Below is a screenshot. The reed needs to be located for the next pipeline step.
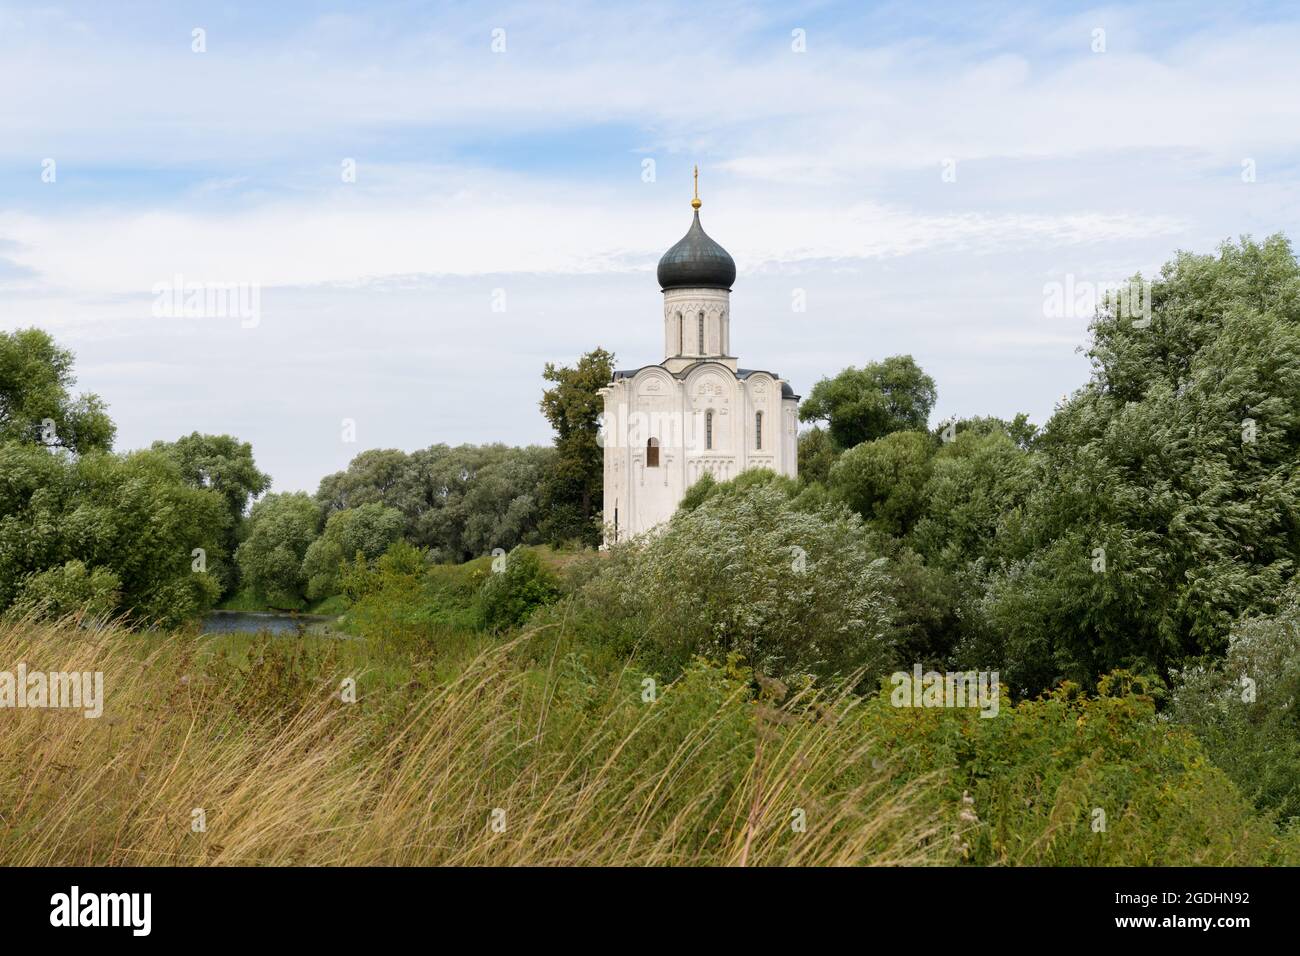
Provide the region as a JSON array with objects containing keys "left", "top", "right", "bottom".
[{"left": 0, "top": 613, "right": 949, "bottom": 867}]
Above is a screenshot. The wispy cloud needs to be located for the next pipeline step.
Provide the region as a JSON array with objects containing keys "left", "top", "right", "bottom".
[{"left": 1, "top": 0, "right": 1297, "bottom": 491}]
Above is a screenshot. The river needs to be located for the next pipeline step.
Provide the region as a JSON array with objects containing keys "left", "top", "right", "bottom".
[{"left": 201, "top": 611, "right": 338, "bottom": 635}]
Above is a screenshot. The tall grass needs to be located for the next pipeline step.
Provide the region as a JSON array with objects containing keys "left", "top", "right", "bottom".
[{"left": 0, "top": 613, "right": 950, "bottom": 866}]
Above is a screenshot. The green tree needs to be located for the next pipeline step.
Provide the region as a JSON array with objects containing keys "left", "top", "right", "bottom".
[
  {"left": 984, "top": 235, "right": 1300, "bottom": 694},
  {"left": 316, "top": 444, "right": 553, "bottom": 562},
  {"left": 152, "top": 432, "right": 271, "bottom": 594},
  {"left": 0, "top": 327, "right": 114, "bottom": 453},
  {"left": 538, "top": 348, "right": 614, "bottom": 546},
  {"left": 828, "top": 430, "right": 934, "bottom": 536},
  {"left": 316, "top": 448, "right": 413, "bottom": 517},
  {"left": 0, "top": 332, "right": 228, "bottom": 625},
  {"left": 302, "top": 502, "right": 405, "bottom": 600},
  {"left": 797, "top": 425, "right": 836, "bottom": 486},
  {"left": 235, "top": 492, "right": 321, "bottom": 608},
  {"left": 909, "top": 422, "right": 1036, "bottom": 571},
  {"left": 413, "top": 444, "right": 552, "bottom": 561},
  {"left": 799, "top": 356, "right": 936, "bottom": 450},
  {"left": 0, "top": 443, "right": 225, "bottom": 625}
]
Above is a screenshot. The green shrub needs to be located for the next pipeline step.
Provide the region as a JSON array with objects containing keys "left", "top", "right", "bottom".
[
  {"left": 908, "top": 425, "right": 1035, "bottom": 572},
  {"left": 1170, "top": 584, "right": 1300, "bottom": 825},
  {"left": 339, "top": 542, "right": 485, "bottom": 650},
  {"left": 477, "top": 546, "right": 562, "bottom": 632},
  {"left": 556, "top": 481, "right": 898, "bottom": 685},
  {"left": 864, "top": 671, "right": 1297, "bottom": 865},
  {"left": 677, "top": 471, "right": 717, "bottom": 512},
  {"left": 828, "top": 430, "right": 934, "bottom": 536},
  {"left": 9, "top": 560, "right": 120, "bottom": 621}
]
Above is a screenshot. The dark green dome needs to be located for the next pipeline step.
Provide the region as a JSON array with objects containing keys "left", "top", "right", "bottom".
[{"left": 657, "top": 210, "right": 736, "bottom": 291}]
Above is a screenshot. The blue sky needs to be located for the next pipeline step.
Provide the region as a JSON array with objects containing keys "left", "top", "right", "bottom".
[{"left": 3, "top": 0, "right": 1300, "bottom": 491}]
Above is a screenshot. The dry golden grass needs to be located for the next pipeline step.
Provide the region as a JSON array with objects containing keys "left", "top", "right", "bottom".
[{"left": 0, "top": 613, "right": 952, "bottom": 866}]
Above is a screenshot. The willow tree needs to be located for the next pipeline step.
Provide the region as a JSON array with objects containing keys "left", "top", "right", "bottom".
[{"left": 982, "top": 235, "right": 1300, "bottom": 695}]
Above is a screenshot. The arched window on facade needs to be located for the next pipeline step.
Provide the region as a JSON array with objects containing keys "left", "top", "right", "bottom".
[
  {"left": 755, "top": 411, "right": 763, "bottom": 450},
  {"left": 698, "top": 312, "right": 705, "bottom": 354},
  {"left": 705, "top": 410, "right": 714, "bottom": 450},
  {"left": 676, "top": 312, "right": 683, "bottom": 354},
  {"left": 646, "top": 437, "right": 660, "bottom": 468}
]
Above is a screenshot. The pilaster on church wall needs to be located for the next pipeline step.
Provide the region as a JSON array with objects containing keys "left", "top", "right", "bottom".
[{"left": 784, "top": 400, "right": 799, "bottom": 478}]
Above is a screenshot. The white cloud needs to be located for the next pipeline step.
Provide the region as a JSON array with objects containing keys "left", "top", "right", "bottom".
[{"left": 2, "top": 0, "right": 1297, "bottom": 492}]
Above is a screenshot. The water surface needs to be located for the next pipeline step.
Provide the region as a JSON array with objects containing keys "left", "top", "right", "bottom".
[{"left": 202, "top": 611, "right": 326, "bottom": 635}]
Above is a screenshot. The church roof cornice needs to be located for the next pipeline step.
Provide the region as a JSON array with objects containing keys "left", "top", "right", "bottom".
[{"left": 610, "top": 361, "right": 798, "bottom": 400}]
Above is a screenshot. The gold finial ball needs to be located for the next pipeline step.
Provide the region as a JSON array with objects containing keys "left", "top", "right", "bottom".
[{"left": 691, "top": 197, "right": 702, "bottom": 209}]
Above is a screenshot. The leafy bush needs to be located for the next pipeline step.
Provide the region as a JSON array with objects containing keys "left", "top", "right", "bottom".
[
  {"left": 909, "top": 424, "right": 1035, "bottom": 571},
  {"left": 558, "top": 480, "right": 898, "bottom": 685},
  {"left": 9, "top": 560, "right": 121, "bottom": 621},
  {"left": 865, "top": 671, "right": 1297, "bottom": 865},
  {"left": 829, "top": 430, "right": 934, "bottom": 536},
  {"left": 677, "top": 471, "right": 717, "bottom": 512},
  {"left": 477, "top": 545, "right": 562, "bottom": 632},
  {"left": 1170, "top": 583, "right": 1300, "bottom": 824},
  {"left": 339, "top": 542, "right": 485, "bottom": 649}
]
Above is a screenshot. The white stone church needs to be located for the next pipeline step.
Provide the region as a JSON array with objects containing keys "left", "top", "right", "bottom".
[{"left": 601, "top": 174, "right": 799, "bottom": 543}]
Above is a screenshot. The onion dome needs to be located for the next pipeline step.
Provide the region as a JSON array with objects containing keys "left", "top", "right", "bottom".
[{"left": 656, "top": 167, "right": 736, "bottom": 291}]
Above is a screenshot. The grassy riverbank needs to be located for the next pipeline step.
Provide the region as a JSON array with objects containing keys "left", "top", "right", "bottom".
[
  {"left": 2, "top": 579, "right": 1295, "bottom": 866},
  {"left": 217, "top": 589, "right": 349, "bottom": 616}
]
